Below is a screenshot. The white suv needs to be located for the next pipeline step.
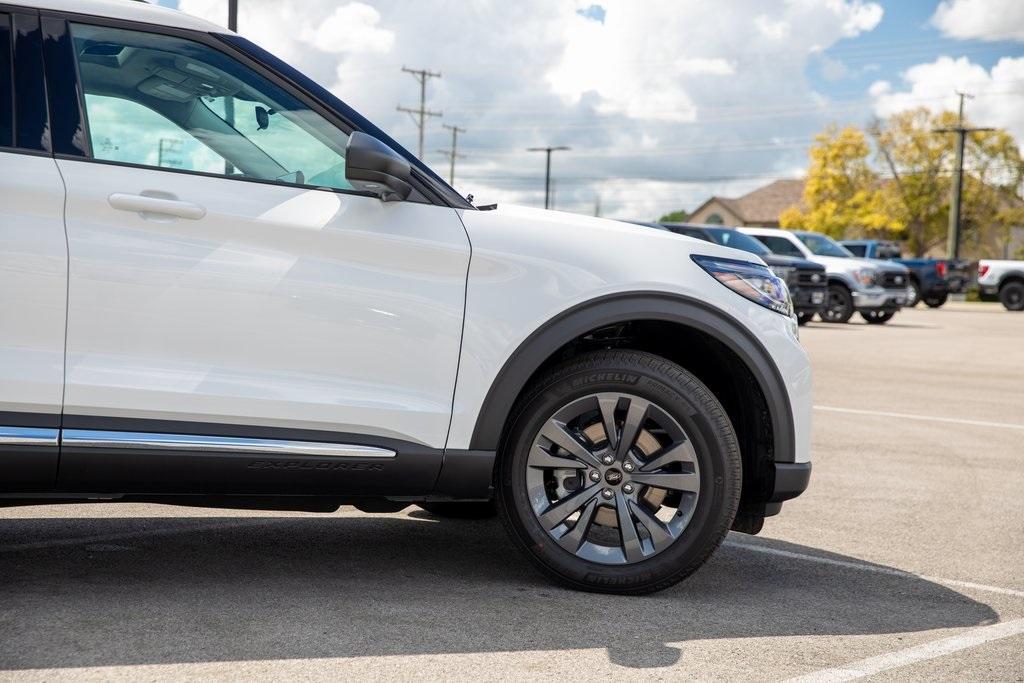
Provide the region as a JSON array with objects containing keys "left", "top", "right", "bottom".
[{"left": 0, "top": 0, "right": 811, "bottom": 594}]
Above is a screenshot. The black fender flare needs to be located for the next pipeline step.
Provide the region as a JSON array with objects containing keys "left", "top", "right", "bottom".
[{"left": 468, "top": 292, "right": 797, "bottom": 463}]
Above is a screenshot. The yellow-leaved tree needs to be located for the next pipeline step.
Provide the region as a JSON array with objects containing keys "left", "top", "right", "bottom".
[{"left": 779, "top": 126, "right": 896, "bottom": 238}]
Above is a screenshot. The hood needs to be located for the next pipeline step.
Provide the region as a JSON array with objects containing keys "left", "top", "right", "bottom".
[
  {"left": 763, "top": 254, "right": 825, "bottom": 272},
  {"left": 861, "top": 258, "right": 910, "bottom": 274}
]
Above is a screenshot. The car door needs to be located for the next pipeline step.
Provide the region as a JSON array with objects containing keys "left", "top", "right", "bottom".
[
  {"left": 0, "top": 11, "right": 65, "bottom": 491},
  {"left": 49, "top": 18, "right": 470, "bottom": 494}
]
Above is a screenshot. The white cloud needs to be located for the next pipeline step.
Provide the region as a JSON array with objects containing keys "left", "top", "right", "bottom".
[
  {"left": 305, "top": 3, "right": 394, "bottom": 55},
  {"left": 174, "top": 0, "right": 887, "bottom": 219},
  {"left": 932, "top": 0, "right": 1024, "bottom": 43},
  {"left": 870, "top": 56, "right": 1024, "bottom": 140}
]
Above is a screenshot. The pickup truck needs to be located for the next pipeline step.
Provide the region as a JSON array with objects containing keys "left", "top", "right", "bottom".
[
  {"left": 839, "top": 240, "right": 966, "bottom": 308},
  {"left": 978, "top": 260, "right": 1024, "bottom": 311}
]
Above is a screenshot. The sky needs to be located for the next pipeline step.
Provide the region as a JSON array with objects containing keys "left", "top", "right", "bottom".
[{"left": 156, "top": 0, "right": 1024, "bottom": 219}]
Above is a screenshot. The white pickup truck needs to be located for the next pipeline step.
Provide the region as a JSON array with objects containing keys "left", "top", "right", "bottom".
[{"left": 978, "top": 260, "right": 1024, "bottom": 311}]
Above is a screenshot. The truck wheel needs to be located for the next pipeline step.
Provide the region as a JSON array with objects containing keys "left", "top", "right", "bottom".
[
  {"left": 496, "top": 350, "right": 740, "bottom": 595},
  {"left": 1001, "top": 281, "right": 1024, "bottom": 311},
  {"left": 796, "top": 311, "right": 814, "bottom": 326},
  {"left": 417, "top": 501, "right": 496, "bottom": 519},
  {"left": 860, "top": 310, "right": 895, "bottom": 324},
  {"left": 821, "top": 285, "right": 854, "bottom": 323},
  {"left": 907, "top": 280, "right": 921, "bottom": 307},
  {"left": 923, "top": 292, "right": 948, "bottom": 308}
]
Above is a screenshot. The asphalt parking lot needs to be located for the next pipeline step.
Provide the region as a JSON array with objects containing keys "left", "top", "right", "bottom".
[{"left": 0, "top": 302, "right": 1021, "bottom": 681}]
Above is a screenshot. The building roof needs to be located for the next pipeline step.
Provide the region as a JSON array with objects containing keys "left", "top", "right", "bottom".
[
  {"left": 693, "top": 179, "right": 805, "bottom": 225},
  {"left": 6, "top": 0, "right": 227, "bottom": 33}
]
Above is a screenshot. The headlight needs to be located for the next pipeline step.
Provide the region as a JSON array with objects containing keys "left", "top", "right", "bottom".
[
  {"left": 692, "top": 255, "right": 793, "bottom": 317},
  {"left": 853, "top": 268, "right": 875, "bottom": 287}
]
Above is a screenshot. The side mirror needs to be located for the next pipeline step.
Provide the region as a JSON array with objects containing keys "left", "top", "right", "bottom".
[{"left": 344, "top": 132, "right": 413, "bottom": 202}]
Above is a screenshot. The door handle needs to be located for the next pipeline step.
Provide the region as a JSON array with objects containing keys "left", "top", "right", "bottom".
[{"left": 108, "top": 193, "right": 206, "bottom": 220}]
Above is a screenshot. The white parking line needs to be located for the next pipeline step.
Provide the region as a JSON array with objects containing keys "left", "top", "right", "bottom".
[
  {"left": 813, "top": 405, "right": 1024, "bottom": 431},
  {"left": 783, "top": 618, "right": 1024, "bottom": 682},
  {"left": 727, "top": 541, "right": 1024, "bottom": 599}
]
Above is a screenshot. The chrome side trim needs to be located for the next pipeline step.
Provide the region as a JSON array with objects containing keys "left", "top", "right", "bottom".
[
  {"left": 60, "top": 430, "right": 396, "bottom": 458},
  {"left": 0, "top": 427, "right": 60, "bottom": 447}
]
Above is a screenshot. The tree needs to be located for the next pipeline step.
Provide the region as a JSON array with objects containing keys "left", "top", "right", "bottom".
[
  {"left": 784, "top": 112, "right": 1024, "bottom": 257},
  {"left": 658, "top": 209, "right": 688, "bottom": 222},
  {"left": 779, "top": 126, "right": 895, "bottom": 238}
]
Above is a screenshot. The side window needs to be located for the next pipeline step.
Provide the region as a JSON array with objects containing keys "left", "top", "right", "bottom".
[
  {"left": 0, "top": 14, "right": 11, "bottom": 148},
  {"left": 69, "top": 22, "right": 353, "bottom": 191},
  {"left": 758, "top": 235, "right": 804, "bottom": 258},
  {"left": 845, "top": 244, "right": 867, "bottom": 257}
]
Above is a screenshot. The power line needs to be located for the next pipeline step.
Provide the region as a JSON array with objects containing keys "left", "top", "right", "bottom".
[
  {"left": 437, "top": 124, "right": 466, "bottom": 185},
  {"left": 397, "top": 66, "right": 442, "bottom": 159},
  {"left": 934, "top": 91, "right": 995, "bottom": 260}
]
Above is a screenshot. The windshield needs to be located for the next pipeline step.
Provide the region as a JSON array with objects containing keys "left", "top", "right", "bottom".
[
  {"left": 797, "top": 233, "right": 853, "bottom": 258},
  {"left": 705, "top": 228, "right": 772, "bottom": 257}
]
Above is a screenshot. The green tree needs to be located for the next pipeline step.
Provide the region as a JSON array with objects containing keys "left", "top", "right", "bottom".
[{"left": 658, "top": 209, "right": 688, "bottom": 222}]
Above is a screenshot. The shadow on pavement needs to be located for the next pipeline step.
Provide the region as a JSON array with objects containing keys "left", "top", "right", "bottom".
[{"left": 0, "top": 514, "right": 999, "bottom": 670}]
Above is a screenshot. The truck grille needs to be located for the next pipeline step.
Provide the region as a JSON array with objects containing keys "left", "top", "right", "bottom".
[
  {"left": 880, "top": 272, "right": 907, "bottom": 289},
  {"left": 796, "top": 270, "right": 825, "bottom": 286}
]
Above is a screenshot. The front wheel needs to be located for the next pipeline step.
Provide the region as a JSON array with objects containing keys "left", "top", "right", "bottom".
[
  {"left": 496, "top": 350, "right": 741, "bottom": 595},
  {"left": 796, "top": 311, "right": 815, "bottom": 326},
  {"left": 860, "top": 310, "right": 895, "bottom": 324},
  {"left": 821, "top": 285, "right": 854, "bottom": 323},
  {"left": 906, "top": 280, "right": 922, "bottom": 307},
  {"left": 923, "top": 292, "right": 948, "bottom": 308},
  {"left": 1000, "top": 282, "right": 1024, "bottom": 311}
]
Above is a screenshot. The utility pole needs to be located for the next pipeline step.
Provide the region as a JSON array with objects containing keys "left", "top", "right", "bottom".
[
  {"left": 934, "top": 91, "right": 993, "bottom": 260},
  {"left": 593, "top": 194, "right": 602, "bottom": 217},
  {"left": 437, "top": 124, "right": 466, "bottom": 185},
  {"left": 398, "top": 67, "right": 442, "bottom": 159},
  {"left": 527, "top": 146, "right": 570, "bottom": 210}
]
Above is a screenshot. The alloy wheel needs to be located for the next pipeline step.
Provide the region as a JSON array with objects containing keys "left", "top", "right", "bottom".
[{"left": 526, "top": 392, "right": 700, "bottom": 565}]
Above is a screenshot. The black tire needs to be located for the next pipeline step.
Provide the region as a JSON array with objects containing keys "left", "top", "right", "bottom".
[
  {"left": 417, "top": 501, "right": 497, "bottom": 519},
  {"left": 1000, "top": 281, "right": 1024, "bottom": 311},
  {"left": 859, "top": 310, "right": 895, "bottom": 324},
  {"left": 796, "top": 311, "right": 815, "bottom": 326},
  {"left": 821, "top": 284, "right": 854, "bottom": 323},
  {"left": 907, "top": 280, "right": 922, "bottom": 307},
  {"left": 923, "top": 292, "right": 948, "bottom": 308},
  {"left": 496, "top": 350, "right": 741, "bottom": 595}
]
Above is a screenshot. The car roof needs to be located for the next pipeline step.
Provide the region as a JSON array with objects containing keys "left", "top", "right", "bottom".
[{"left": 5, "top": 0, "right": 228, "bottom": 33}]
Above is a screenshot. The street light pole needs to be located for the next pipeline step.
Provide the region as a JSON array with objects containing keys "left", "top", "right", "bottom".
[{"left": 527, "top": 146, "right": 570, "bottom": 210}]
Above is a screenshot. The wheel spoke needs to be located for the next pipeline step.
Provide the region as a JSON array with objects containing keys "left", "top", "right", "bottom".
[
  {"left": 528, "top": 444, "right": 588, "bottom": 470},
  {"left": 630, "top": 471, "right": 700, "bottom": 493},
  {"left": 629, "top": 500, "right": 674, "bottom": 552},
  {"left": 539, "top": 483, "right": 600, "bottom": 531},
  {"left": 540, "top": 421, "right": 601, "bottom": 467},
  {"left": 597, "top": 395, "right": 619, "bottom": 451},
  {"left": 555, "top": 497, "right": 599, "bottom": 553},
  {"left": 641, "top": 440, "right": 696, "bottom": 472},
  {"left": 614, "top": 491, "right": 645, "bottom": 562},
  {"left": 615, "top": 398, "right": 649, "bottom": 462}
]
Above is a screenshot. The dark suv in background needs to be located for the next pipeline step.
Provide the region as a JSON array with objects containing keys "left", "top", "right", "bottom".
[
  {"left": 839, "top": 239, "right": 966, "bottom": 308},
  {"left": 649, "top": 224, "right": 827, "bottom": 325}
]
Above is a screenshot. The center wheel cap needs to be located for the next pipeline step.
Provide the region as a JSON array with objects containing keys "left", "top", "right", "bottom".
[{"left": 604, "top": 468, "right": 623, "bottom": 485}]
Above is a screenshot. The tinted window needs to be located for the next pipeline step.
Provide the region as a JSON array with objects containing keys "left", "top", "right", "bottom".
[
  {"left": 705, "top": 228, "right": 772, "bottom": 256},
  {"left": 796, "top": 232, "right": 852, "bottom": 258},
  {"left": 12, "top": 13, "right": 49, "bottom": 151},
  {"left": 755, "top": 235, "right": 804, "bottom": 257},
  {"left": 0, "top": 14, "right": 11, "bottom": 147},
  {"left": 70, "top": 23, "right": 353, "bottom": 191},
  {"left": 844, "top": 244, "right": 867, "bottom": 257}
]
